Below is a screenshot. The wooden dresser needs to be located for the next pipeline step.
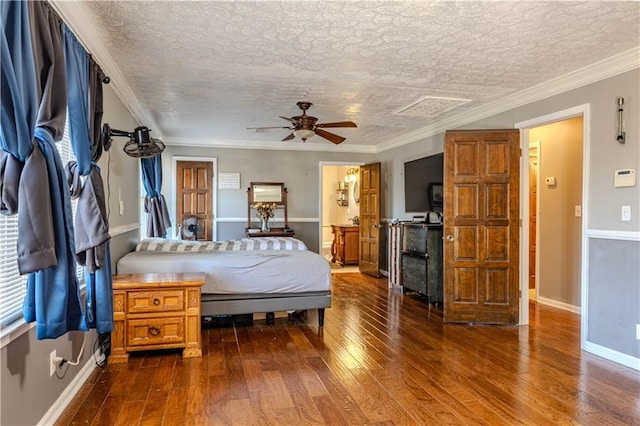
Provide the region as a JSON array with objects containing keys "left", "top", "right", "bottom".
[
  {"left": 110, "top": 273, "right": 205, "bottom": 364},
  {"left": 331, "top": 224, "right": 360, "bottom": 266}
]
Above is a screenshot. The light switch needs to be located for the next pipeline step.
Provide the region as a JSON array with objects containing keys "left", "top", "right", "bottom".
[
  {"left": 574, "top": 205, "right": 581, "bottom": 217},
  {"left": 621, "top": 205, "right": 631, "bottom": 221}
]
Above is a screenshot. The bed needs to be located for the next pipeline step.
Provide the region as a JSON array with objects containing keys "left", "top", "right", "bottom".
[{"left": 116, "top": 237, "right": 331, "bottom": 326}]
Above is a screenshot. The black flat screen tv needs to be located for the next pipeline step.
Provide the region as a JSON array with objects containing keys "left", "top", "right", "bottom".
[{"left": 404, "top": 153, "right": 444, "bottom": 213}]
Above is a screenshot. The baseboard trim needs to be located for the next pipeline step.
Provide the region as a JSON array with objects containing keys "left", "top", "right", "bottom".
[
  {"left": 37, "top": 352, "right": 98, "bottom": 426},
  {"left": 583, "top": 341, "right": 640, "bottom": 371},
  {"left": 537, "top": 296, "right": 581, "bottom": 314}
]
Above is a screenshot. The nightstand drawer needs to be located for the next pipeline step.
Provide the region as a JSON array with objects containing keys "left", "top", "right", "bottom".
[
  {"left": 127, "top": 317, "right": 185, "bottom": 347},
  {"left": 127, "top": 289, "right": 184, "bottom": 314}
]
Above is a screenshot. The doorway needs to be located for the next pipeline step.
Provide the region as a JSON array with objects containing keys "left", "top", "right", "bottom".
[
  {"left": 517, "top": 106, "right": 588, "bottom": 325},
  {"left": 319, "top": 162, "right": 362, "bottom": 271},
  {"left": 528, "top": 141, "right": 539, "bottom": 301}
]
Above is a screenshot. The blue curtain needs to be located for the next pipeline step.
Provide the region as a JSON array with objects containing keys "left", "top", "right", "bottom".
[
  {"left": 23, "top": 129, "right": 87, "bottom": 338},
  {"left": 63, "top": 24, "right": 112, "bottom": 334},
  {"left": 141, "top": 154, "right": 171, "bottom": 237},
  {"left": 63, "top": 25, "right": 91, "bottom": 174},
  {"left": 2, "top": 1, "right": 87, "bottom": 339}
]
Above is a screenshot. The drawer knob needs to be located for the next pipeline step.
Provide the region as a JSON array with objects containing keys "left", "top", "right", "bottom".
[
  {"left": 149, "top": 326, "right": 161, "bottom": 336},
  {"left": 153, "top": 298, "right": 160, "bottom": 306}
]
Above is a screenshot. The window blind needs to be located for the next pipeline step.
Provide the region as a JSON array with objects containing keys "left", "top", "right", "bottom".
[
  {"left": 0, "top": 121, "right": 83, "bottom": 329},
  {"left": 0, "top": 214, "right": 25, "bottom": 327}
]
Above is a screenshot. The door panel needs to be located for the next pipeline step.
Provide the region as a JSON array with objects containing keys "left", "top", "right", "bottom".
[
  {"left": 359, "top": 163, "right": 381, "bottom": 277},
  {"left": 444, "top": 130, "right": 520, "bottom": 324},
  {"left": 177, "top": 161, "right": 214, "bottom": 241}
]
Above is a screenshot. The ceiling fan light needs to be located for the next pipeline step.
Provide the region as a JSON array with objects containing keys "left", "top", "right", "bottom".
[{"left": 293, "top": 129, "right": 315, "bottom": 141}]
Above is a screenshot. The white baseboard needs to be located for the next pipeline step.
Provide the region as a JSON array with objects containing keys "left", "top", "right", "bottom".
[
  {"left": 583, "top": 341, "right": 640, "bottom": 371},
  {"left": 537, "top": 296, "right": 581, "bottom": 314},
  {"left": 37, "top": 352, "right": 98, "bottom": 426}
]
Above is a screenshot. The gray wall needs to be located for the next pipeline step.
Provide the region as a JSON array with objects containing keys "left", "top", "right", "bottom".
[
  {"left": 588, "top": 238, "right": 640, "bottom": 358},
  {"left": 0, "top": 85, "right": 141, "bottom": 426},
  {"left": 161, "top": 145, "right": 376, "bottom": 252}
]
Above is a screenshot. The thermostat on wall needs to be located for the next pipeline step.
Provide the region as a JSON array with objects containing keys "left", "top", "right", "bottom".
[{"left": 614, "top": 169, "right": 636, "bottom": 188}]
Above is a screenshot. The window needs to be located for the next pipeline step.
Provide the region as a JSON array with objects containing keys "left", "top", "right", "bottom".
[{"left": 0, "top": 122, "right": 82, "bottom": 329}]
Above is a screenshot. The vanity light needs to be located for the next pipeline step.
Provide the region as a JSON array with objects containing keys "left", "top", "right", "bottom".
[
  {"left": 345, "top": 167, "right": 359, "bottom": 182},
  {"left": 617, "top": 97, "right": 625, "bottom": 144}
]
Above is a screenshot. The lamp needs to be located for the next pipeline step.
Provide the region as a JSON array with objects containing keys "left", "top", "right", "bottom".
[
  {"left": 616, "top": 97, "right": 625, "bottom": 144},
  {"left": 345, "top": 167, "right": 359, "bottom": 182},
  {"left": 293, "top": 128, "right": 315, "bottom": 141}
]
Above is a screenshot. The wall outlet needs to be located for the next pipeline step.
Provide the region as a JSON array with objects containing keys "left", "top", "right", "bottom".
[
  {"left": 636, "top": 324, "right": 640, "bottom": 341},
  {"left": 49, "top": 350, "right": 57, "bottom": 376}
]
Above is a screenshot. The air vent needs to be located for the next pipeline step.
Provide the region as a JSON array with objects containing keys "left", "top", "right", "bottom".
[{"left": 394, "top": 95, "right": 471, "bottom": 118}]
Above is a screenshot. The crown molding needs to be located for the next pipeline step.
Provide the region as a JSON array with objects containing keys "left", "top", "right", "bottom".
[
  {"left": 49, "top": 1, "right": 161, "bottom": 135},
  {"left": 163, "top": 137, "right": 377, "bottom": 154},
  {"left": 376, "top": 47, "right": 640, "bottom": 153}
]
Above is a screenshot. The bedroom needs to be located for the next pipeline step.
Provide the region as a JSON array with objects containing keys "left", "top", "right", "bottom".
[{"left": 1, "top": 1, "right": 639, "bottom": 424}]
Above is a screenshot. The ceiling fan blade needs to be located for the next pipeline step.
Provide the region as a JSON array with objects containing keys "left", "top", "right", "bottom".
[
  {"left": 315, "top": 121, "right": 357, "bottom": 129},
  {"left": 279, "top": 116, "right": 296, "bottom": 123},
  {"left": 247, "top": 126, "right": 291, "bottom": 130},
  {"left": 315, "top": 128, "right": 346, "bottom": 144},
  {"left": 282, "top": 133, "right": 295, "bottom": 141}
]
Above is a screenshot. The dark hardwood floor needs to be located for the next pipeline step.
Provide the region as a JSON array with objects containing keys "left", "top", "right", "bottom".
[{"left": 56, "top": 273, "right": 639, "bottom": 425}]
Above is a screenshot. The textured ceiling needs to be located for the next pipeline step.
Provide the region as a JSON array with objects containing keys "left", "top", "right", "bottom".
[{"left": 56, "top": 1, "right": 640, "bottom": 151}]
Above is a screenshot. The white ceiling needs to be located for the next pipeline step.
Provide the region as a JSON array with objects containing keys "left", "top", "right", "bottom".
[{"left": 54, "top": 1, "right": 640, "bottom": 153}]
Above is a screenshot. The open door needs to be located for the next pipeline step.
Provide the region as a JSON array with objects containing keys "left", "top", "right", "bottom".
[
  {"left": 443, "top": 130, "right": 520, "bottom": 324},
  {"left": 359, "top": 162, "right": 381, "bottom": 277}
]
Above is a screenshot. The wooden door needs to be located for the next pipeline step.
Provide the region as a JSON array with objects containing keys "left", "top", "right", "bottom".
[
  {"left": 359, "top": 162, "right": 382, "bottom": 277},
  {"left": 176, "top": 161, "right": 214, "bottom": 241},
  {"left": 443, "top": 130, "right": 520, "bottom": 324}
]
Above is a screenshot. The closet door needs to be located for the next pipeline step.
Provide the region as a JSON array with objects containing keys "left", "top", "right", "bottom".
[{"left": 176, "top": 161, "right": 214, "bottom": 241}]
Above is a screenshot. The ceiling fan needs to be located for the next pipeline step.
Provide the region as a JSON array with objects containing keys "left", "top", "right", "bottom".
[{"left": 248, "top": 102, "right": 357, "bottom": 144}]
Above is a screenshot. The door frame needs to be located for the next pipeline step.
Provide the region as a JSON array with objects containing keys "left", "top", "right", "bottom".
[
  {"left": 515, "top": 104, "right": 590, "bottom": 328},
  {"left": 318, "top": 161, "right": 364, "bottom": 254},
  {"left": 529, "top": 140, "right": 541, "bottom": 300},
  {"left": 171, "top": 156, "right": 218, "bottom": 241}
]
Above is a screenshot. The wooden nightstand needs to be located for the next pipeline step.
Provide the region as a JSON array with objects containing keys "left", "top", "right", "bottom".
[{"left": 109, "top": 273, "right": 205, "bottom": 364}]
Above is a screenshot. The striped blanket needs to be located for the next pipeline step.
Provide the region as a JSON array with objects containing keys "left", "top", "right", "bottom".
[{"left": 136, "top": 237, "right": 307, "bottom": 252}]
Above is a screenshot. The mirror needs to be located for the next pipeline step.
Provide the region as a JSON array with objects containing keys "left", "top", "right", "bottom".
[
  {"left": 250, "top": 182, "right": 284, "bottom": 203},
  {"left": 353, "top": 181, "right": 360, "bottom": 204}
]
